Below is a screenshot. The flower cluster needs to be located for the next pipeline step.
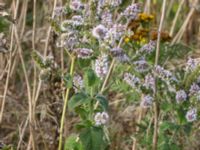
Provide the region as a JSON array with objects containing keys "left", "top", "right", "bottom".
[
  {"left": 101, "top": 10, "right": 113, "bottom": 28},
  {"left": 123, "top": 73, "right": 140, "bottom": 88},
  {"left": 95, "top": 54, "right": 109, "bottom": 79},
  {"left": 189, "top": 83, "right": 200, "bottom": 96},
  {"left": 176, "top": 90, "right": 187, "bottom": 103},
  {"left": 69, "top": 0, "right": 84, "bottom": 12},
  {"left": 92, "top": 24, "right": 108, "bottom": 40},
  {"left": 74, "top": 48, "right": 93, "bottom": 59},
  {"left": 186, "top": 58, "right": 199, "bottom": 72},
  {"left": 186, "top": 108, "right": 197, "bottom": 122},
  {"left": 154, "top": 65, "right": 173, "bottom": 80},
  {"left": 134, "top": 58, "right": 149, "bottom": 73},
  {"left": 73, "top": 74, "right": 84, "bottom": 93},
  {"left": 140, "top": 95, "right": 153, "bottom": 108},
  {"left": 123, "top": 3, "right": 141, "bottom": 20},
  {"left": 138, "top": 13, "right": 154, "bottom": 22},
  {"left": 144, "top": 74, "right": 155, "bottom": 92},
  {"left": 94, "top": 112, "right": 109, "bottom": 126},
  {"left": 139, "top": 40, "right": 156, "bottom": 54},
  {"left": 110, "top": 48, "right": 130, "bottom": 62}
]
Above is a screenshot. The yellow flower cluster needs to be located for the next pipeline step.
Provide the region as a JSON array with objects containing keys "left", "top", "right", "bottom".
[{"left": 138, "top": 13, "right": 154, "bottom": 22}]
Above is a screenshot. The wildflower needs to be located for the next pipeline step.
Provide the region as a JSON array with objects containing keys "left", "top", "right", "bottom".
[
  {"left": 189, "top": 83, "right": 200, "bottom": 96},
  {"left": 154, "top": 65, "right": 173, "bottom": 79},
  {"left": 140, "top": 95, "right": 153, "bottom": 108},
  {"left": 139, "top": 40, "right": 156, "bottom": 54},
  {"left": 73, "top": 74, "right": 84, "bottom": 93},
  {"left": 101, "top": 10, "right": 113, "bottom": 28},
  {"left": 123, "top": 73, "right": 140, "bottom": 88},
  {"left": 144, "top": 74, "right": 155, "bottom": 92},
  {"left": 123, "top": 3, "right": 141, "bottom": 20},
  {"left": 176, "top": 90, "right": 187, "bottom": 103},
  {"left": 110, "top": 0, "right": 122, "bottom": 7},
  {"left": 154, "top": 65, "right": 164, "bottom": 75},
  {"left": 58, "top": 32, "right": 78, "bottom": 50},
  {"left": 134, "top": 58, "right": 149, "bottom": 73},
  {"left": 138, "top": 13, "right": 154, "bottom": 22},
  {"left": 109, "top": 24, "right": 126, "bottom": 40},
  {"left": 186, "top": 58, "right": 199, "bottom": 72},
  {"left": 71, "top": 15, "right": 84, "bottom": 26},
  {"left": 53, "top": 6, "right": 64, "bottom": 18},
  {"left": 95, "top": 54, "right": 109, "bottom": 79},
  {"left": 94, "top": 112, "right": 109, "bottom": 126},
  {"left": 74, "top": 48, "right": 93, "bottom": 59},
  {"left": 92, "top": 24, "right": 108, "bottom": 40},
  {"left": 110, "top": 48, "right": 130, "bottom": 62},
  {"left": 124, "top": 37, "right": 130, "bottom": 43},
  {"left": 186, "top": 108, "right": 197, "bottom": 122},
  {"left": 69, "top": 0, "right": 84, "bottom": 11}
]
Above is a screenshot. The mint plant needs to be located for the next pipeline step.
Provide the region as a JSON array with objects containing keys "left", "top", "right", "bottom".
[{"left": 31, "top": 0, "right": 199, "bottom": 150}]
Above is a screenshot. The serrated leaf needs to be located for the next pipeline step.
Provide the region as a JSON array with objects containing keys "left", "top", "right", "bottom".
[
  {"left": 64, "top": 134, "right": 83, "bottom": 150},
  {"left": 79, "top": 127, "right": 108, "bottom": 150},
  {"left": 96, "top": 95, "right": 108, "bottom": 111},
  {"left": 84, "top": 68, "right": 97, "bottom": 87},
  {"left": 68, "top": 92, "right": 91, "bottom": 110}
]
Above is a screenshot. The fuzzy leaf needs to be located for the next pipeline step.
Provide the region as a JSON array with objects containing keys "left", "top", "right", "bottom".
[{"left": 79, "top": 127, "right": 108, "bottom": 150}]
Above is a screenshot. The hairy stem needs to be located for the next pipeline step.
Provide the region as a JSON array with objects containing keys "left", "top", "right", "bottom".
[
  {"left": 153, "top": 0, "right": 167, "bottom": 150},
  {"left": 58, "top": 56, "right": 76, "bottom": 150}
]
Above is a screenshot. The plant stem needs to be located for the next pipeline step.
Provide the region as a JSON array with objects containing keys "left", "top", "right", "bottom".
[
  {"left": 153, "top": 0, "right": 167, "bottom": 150},
  {"left": 58, "top": 56, "right": 76, "bottom": 150}
]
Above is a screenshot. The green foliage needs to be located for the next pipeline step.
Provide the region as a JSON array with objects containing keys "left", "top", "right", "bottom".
[
  {"left": 96, "top": 95, "right": 109, "bottom": 111},
  {"left": 79, "top": 126, "right": 108, "bottom": 150},
  {"left": 68, "top": 92, "right": 91, "bottom": 111},
  {"left": 0, "top": 16, "right": 10, "bottom": 32},
  {"left": 64, "top": 135, "right": 84, "bottom": 150}
]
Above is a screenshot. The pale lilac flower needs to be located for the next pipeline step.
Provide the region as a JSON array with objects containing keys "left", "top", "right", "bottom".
[
  {"left": 73, "top": 74, "right": 84, "bottom": 93},
  {"left": 139, "top": 40, "right": 156, "bottom": 54},
  {"left": 123, "top": 3, "right": 141, "bottom": 20},
  {"left": 101, "top": 11, "right": 113, "bottom": 28},
  {"left": 74, "top": 48, "right": 93, "bottom": 59},
  {"left": 110, "top": 48, "right": 130, "bottom": 62},
  {"left": 95, "top": 54, "right": 109, "bottom": 79},
  {"left": 140, "top": 95, "right": 153, "bottom": 108},
  {"left": 71, "top": 15, "right": 84, "bottom": 26},
  {"left": 123, "top": 73, "right": 140, "bottom": 88},
  {"left": 154, "top": 65, "right": 173, "bottom": 79},
  {"left": 94, "top": 112, "right": 109, "bottom": 126},
  {"left": 144, "top": 74, "right": 155, "bottom": 92},
  {"left": 186, "top": 58, "right": 199, "bottom": 72},
  {"left": 176, "top": 90, "right": 187, "bottom": 103},
  {"left": 154, "top": 65, "right": 164, "bottom": 75},
  {"left": 110, "top": 48, "right": 123, "bottom": 57},
  {"left": 110, "top": 0, "right": 122, "bottom": 7},
  {"left": 134, "top": 59, "right": 149, "bottom": 73},
  {"left": 186, "top": 108, "right": 197, "bottom": 122},
  {"left": 70, "top": 0, "right": 84, "bottom": 11},
  {"left": 189, "top": 83, "right": 200, "bottom": 96},
  {"left": 53, "top": 6, "right": 64, "bottom": 18},
  {"left": 58, "top": 32, "right": 78, "bottom": 50},
  {"left": 92, "top": 24, "right": 108, "bottom": 40},
  {"left": 109, "top": 24, "right": 126, "bottom": 40}
]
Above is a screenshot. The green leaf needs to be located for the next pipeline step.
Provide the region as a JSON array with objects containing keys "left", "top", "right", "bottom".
[
  {"left": 64, "top": 74, "right": 73, "bottom": 88},
  {"left": 79, "top": 127, "right": 108, "bottom": 150},
  {"left": 64, "top": 134, "right": 83, "bottom": 150},
  {"left": 68, "top": 93, "right": 91, "bottom": 110},
  {"left": 96, "top": 95, "right": 109, "bottom": 111},
  {"left": 84, "top": 69, "right": 97, "bottom": 87}
]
